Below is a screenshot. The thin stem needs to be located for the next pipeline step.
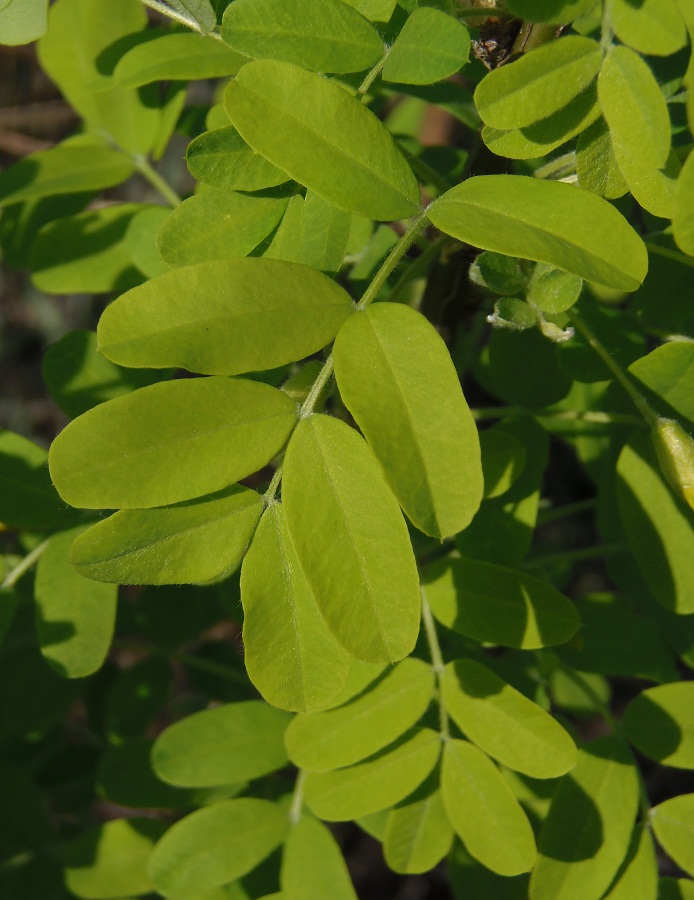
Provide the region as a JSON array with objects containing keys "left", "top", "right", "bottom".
[
  {"left": 645, "top": 241, "right": 694, "bottom": 269},
  {"left": 264, "top": 465, "right": 284, "bottom": 504},
  {"left": 421, "top": 588, "right": 450, "bottom": 740},
  {"left": 113, "top": 641, "right": 251, "bottom": 687},
  {"left": 569, "top": 309, "right": 659, "bottom": 427},
  {"left": 387, "top": 234, "right": 452, "bottom": 306},
  {"left": 1, "top": 539, "right": 49, "bottom": 590},
  {"left": 358, "top": 48, "right": 389, "bottom": 98},
  {"left": 537, "top": 497, "right": 596, "bottom": 525},
  {"left": 470, "top": 405, "right": 642, "bottom": 426},
  {"left": 133, "top": 155, "right": 182, "bottom": 207},
  {"left": 524, "top": 542, "right": 626, "bottom": 570},
  {"left": 289, "top": 769, "right": 306, "bottom": 825},
  {"left": 299, "top": 356, "right": 335, "bottom": 419},
  {"left": 138, "top": 0, "right": 224, "bottom": 40},
  {"left": 357, "top": 214, "right": 428, "bottom": 310}
]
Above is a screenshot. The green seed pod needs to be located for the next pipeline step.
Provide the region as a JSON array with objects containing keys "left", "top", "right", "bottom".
[{"left": 652, "top": 417, "right": 694, "bottom": 512}]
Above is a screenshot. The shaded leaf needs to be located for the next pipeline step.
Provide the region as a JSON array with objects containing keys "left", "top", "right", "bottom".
[
  {"left": 264, "top": 191, "right": 352, "bottom": 273},
  {"left": 187, "top": 126, "right": 289, "bottom": 193},
  {"left": 652, "top": 795, "right": 694, "bottom": 879},
  {"left": 113, "top": 32, "right": 245, "bottom": 87},
  {"left": 623, "top": 683, "right": 694, "bottom": 769}
]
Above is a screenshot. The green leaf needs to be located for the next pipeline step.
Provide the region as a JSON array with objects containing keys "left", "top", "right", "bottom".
[
  {"left": 527, "top": 264, "right": 583, "bottom": 315},
  {"left": 0, "top": 0, "right": 48, "bottom": 44},
  {"left": 113, "top": 32, "right": 246, "bottom": 87},
  {"left": 98, "top": 257, "right": 352, "bottom": 376},
  {"left": 30, "top": 203, "right": 143, "bottom": 294},
  {"left": 530, "top": 736, "right": 640, "bottom": 900},
  {"left": 382, "top": 8, "right": 469, "bottom": 85},
  {"left": 576, "top": 118, "right": 628, "bottom": 200},
  {"left": 475, "top": 36, "right": 601, "bottom": 131},
  {"left": 614, "top": 148, "right": 680, "bottom": 220},
  {"left": 285, "top": 657, "right": 434, "bottom": 770},
  {"left": 441, "top": 739, "right": 537, "bottom": 877},
  {"left": 479, "top": 428, "right": 527, "bottom": 499},
  {"left": 606, "top": 0, "right": 688, "bottom": 57},
  {"left": 602, "top": 827, "right": 658, "bottom": 900},
  {"left": 0, "top": 429, "right": 76, "bottom": 531},
  {"left": 97, "top": 738, "right": 193, "bottom": 810},
  {"left": 43, "top": 329, "right": 169, "bottom": 419},
  {"left": 48, "top": 377, "right": 297, "bottom": 509},
  {"left": 674, "top": 151, "right": 694, "bottom": 256},
  {"left": 34, "top": 526, "right": 117, "bottom": 678},
  {"left": 427, "top": 175, "right": 648, "bottom": 292},
  {"left": 221, "top": 0, "right": 383, "bottom": 73},
  {"left": 225, "top": 60, "right": 420, "bottom": 221},
  {"left": 505, "top": 0, "right": 597, "bottom": 22},
  {"left": 623, "top": 683, "right": 694, "bottom": 769},
  {"left": 152, "top": 701, "right": 290, "bottom": 787},
  {"left": 63, "top": 819, "right": 165, "bottom": 900},
  {"left": 598, "top": 46, "right": 672, "bottom": 173},
  {"left": 341, "top": 0, "right": 396, "bottom": 21},
  {"left": 652, "top": 795, "right": 694, "bottom": 878},
  {"left": 659, "top": 878, "right": 694, "bottom": 900},
  {"left": 240, "top": 503, "right": 350, "bottom": 712},
  {"left": 383, "top": 786, "right": 453, "bottom": 874},
  {"left": 282, "top": 817, "right": 357, "bottom": 900},
  {"left": 148, "top": 799, "right": 289, "bottom": 897},
  {"left": 157, "top": 190, "right": 290, "bottom": 267},
  {"left": 303, "top": 727, "right": 440, "bottom": 820},
  {"left": 442, "top": 659, "right": 577, "bottom": 779},
  {"left": 422, "top": 556, "right": 580, "bottom": 649},
  {"left": 482, "top": 86, "right": 600, "bottom": 161},
  {"left": 71, "top": 485, "right": 263, "bottom": 586},
  {"left": 167, "top": 0, "right": 217, "bottom": 33},
  {"left": 283, "top": 414, "right": 421, "bottom": 663},
  {"left": 187, "top": 126, "right": 290, "bottom": 193},
  {"left": 630, "top": 342, "right": 694, "bottom": 425},
  {"left": 470, "top": 251, "right": 527, "bottom": 296},
  {"left": 0, "top": 138, "right": 133, "bottom": 207},
  {"left": 333, "top": 303, "right": 483, "bottom": 538},
  {"left": 125, "top": 205, "right": 171, "bottom": 278},
  {"left": 617, "top": 430, "right": 694, "bottom": 615},
  {"left": 264, "top": 191, "right": 352, "bottom": 273}
]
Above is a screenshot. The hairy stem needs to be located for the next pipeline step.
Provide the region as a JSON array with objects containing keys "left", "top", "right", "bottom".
[
  {"left": 421, "top": 588, "right": 450, "bottom": 740},
  {"left": 289, "top": 769, "right": 306, "bottom": 824},
  {"left": 358, "top": 49, "right": 389, "bottom": 98},
  {"left": 524, "top": 542, "right": 626, "bottom": 570},
  {"left": 133, "top": 155, "right": 183, "bottom": 207},
  {"left": 1, "top": 539, "right": 49, "bottom": 590},
  {"left": 357, "top": 214, "right": 429, "bottom": 310}
]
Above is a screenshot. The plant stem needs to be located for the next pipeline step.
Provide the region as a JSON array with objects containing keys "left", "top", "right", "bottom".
[
  {"left": 524, "top": 542, "right": 626, "bottom": 570},
  {"left": 357, "top": 214, "right": 429, "bottom": 310},
  {"left": 645, "top": 241, "right": 694, "bottom": 269},
  {"left": 289, "top": 769, "right": 306, "bottom": 824},
  {"left": 358, "top": 49, "right": 389, "bottom": 98},
  {"left": 471, "top": 405, "right": 642, "bottom": 426},
  {"left": 387, "top": 234, "right": 453, "bottom": 306},
  {"left": 537, "top": 497, "right": 596, "bottom": 525},
  {"left": 569, "top": 308, "right": 659, "bottom": 427},
  {"left": 1, "top": 539, "right": 49, "bottom": 590},
  {"left": 299, "top": 356, "right": 335, "bottom": 419},
  {"left": 138, "top": 0, "right": 224, "bottom": 40},
  {"left": 421, "top": 588, "right": 450, "bottom": 740},
  {"left": 133, "top": 155, "right": 182, "bottom": 207}
]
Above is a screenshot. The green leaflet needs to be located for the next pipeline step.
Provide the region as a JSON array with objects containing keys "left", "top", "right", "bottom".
[
  {"left": 659, "top": 878, "right": 694, "bottom": 900},
  {"left": 98, "top": 257, "right": 353, "bottom": 376},
  {"left": 303, "top": 727, "right": 440, "bottom": 820},
  {"left": 264, "top": 191, "right": 352, "bottom": 273},
  {"left": 442, "top": 659, "right": 576, "bottom": 779},
  {"left": 441, "top": 739, "right": 537, "bottom": 877},
  {"left": 606, "top": 0, "right": 688, "bottom": 57},
  {"left": 43, "top": 329, "right": 169, "bottom": 419},
  {"left": 0, "top": 0, "right": 48, "bottom": 44},
  {"left": 613, "top": 149, "right": 680, "bottom": 220},
  {"left": 474, "top": 36, "right": 602, "bottom": 131},
  {"left": 70, "top": 485, "right": 263, "bottom": 586},
  {"left": 224, "top": 60, "right": 420, "bottom": 221},
  {"left": 38, "top": 0, "right": 161, "bottom": 155},
  {"left": 530, "top": 736, "right": 640, "bottom": 900},
  {"left": 240, "top": 504, "right": 350, "bottom": 713},
  {"left": 651, "top": 795, "right": 694, "bottom": 878},
  {"left": 48, "top": 377, "right": 297, "bottom": 510},
  {"left": 576, "top": 118, "right": 628, "bottom": 200},
  {"left": 157, "top": 190, "right": 289, "bottom": 267},
  {"left": 281, "top": 817, "right": 357, "bottom": 900},
  {"left": 333, "top": 303, "right": 482, "bottom": 538},
  {"left": 148, "top": 799, "right": 289, "bottom": 897},
  {"left": 30, "top": 204, "right": 143, "bottom": 294},
  {"left": 125, "top": 206, "right": 171, "bottom": 279},
  {"left": 282, "top": 414, "right": 421, "bottom": 663},
  {"left": 341, "top": 0, "right": 396, "bottom": 20},
  {"left": 602, "top": 827, "right": 657, "bottom": 900},
  {"left": 630, "top": 342, "right": 694, "bottom": 425},
  {"left": 0, "top": 429, "right": 76, "bottom": 531},
  {"left": 322, "top": 658, "right": 387, "bottom": 710},
  {"left": 221, "top": 0, "right": 382, "bottom": 73},
  {"left": 63, "top": 819, "right": 166, "bottom": 900},
  {"left": 427, "top": 176, "right": 648, "bottom": 292},
  {"left": 187, "top": 126, "right": 289, "bottom": 193},
  {"left": 383, "top": 786, "right": 453, "bottom": 874},
  {"left": 152, "top": 701, "right": 290, "bottom": 787},
  {"left": 527, "top": 265, "right": 583, "bottom": 315},
  {"left": 34, "top": 526, "right": 117, "bottom": 678},
  {"left": 0, "top": 138, "right": 133, "bottom": 207},
  {"left": 598, "top": 46, "right": 672, "bottom": 173},
  {"left": 284, "top": 657, "right": 434, "bottom": 770},
  {"left": 167, "top": 0, "right": 217, "bottom": 33},
  {"left": 505, "top": 0, "right": 596, "bottom": 22},
  {"left": 616, "top": 431, "right": 694, "bottom": 615},
  {"left": 382, "top": 8, "right": 469, "bottom": 85},
  {"left": 623, "top": 683, "right": 694, "bottom": 769},
  {"left": 112, "top": 32, "right": 246, "bottom": 87},
  {"left": 482, "top": 85, "right": 600, "bottom": 161},
  {"left": 422, "top": 556, "right": 580, "bottom": 649},
  {"left": 674, "top": 152, "right": 694, "bottom": 256},
  {"left": 479, "top": 428, "right": 527, "bottom": 499}
]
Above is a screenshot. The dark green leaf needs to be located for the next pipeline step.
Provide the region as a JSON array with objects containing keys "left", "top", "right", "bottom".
[{"left": 623, "top": 683, "right": 694, "bottom": 769}]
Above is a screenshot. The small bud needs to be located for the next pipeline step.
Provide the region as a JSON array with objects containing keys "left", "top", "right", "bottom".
[{"left": 652, "top": 418, "right": 694, "bottom": 512}]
